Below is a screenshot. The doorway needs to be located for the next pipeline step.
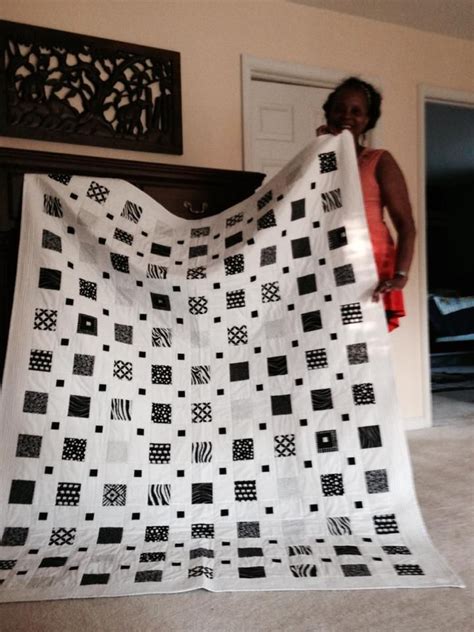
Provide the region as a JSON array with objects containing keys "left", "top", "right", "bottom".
[{"left": 423, "top": 96, "right": 474, "bottom": 426}]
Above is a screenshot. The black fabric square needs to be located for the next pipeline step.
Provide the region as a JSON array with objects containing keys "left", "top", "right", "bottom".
[
  {"left": 297, "top": 274, "right": 317, "bottom": 295},
  {"left": 77, "top": 313, "right": 98, "bottom": 336},
  {"left": 110, "top": 252, "right": 129, "bottom": 273},
  {"left": 291, "top": 199, "right": 306, "bottom": 220},
  {"left": 189, "top": 245, "right": 208, "bottom": 258},
  {"left": 311, "top": 388, "right": 333, "bottom": 411},
  {"left": 16, "top": 434, "right": 42, "bottom": 458},
  {"left": 316, "top": 430, "right": 338, "bottom": 453},
  {"left": 151, "top": 243, "right": 171, "bottom": 257},
  {"left": 23, "top": 391, "right": 48, "bottom": 414},
  {"left": 334, "top": 264, "right": 355, "bottom": 286},
  {"left": 151, "top": 293, "right": 171, "bottom": 311},
  {"left": 1, "top": 527, "right": 29, "bottom": 546},
  {"left": 192, "top": 483, "right": 213, "bottom": 504},
  {"left": 328, "top": 227, "right": 347, "bottom": 250},
  {"left": 230, "top": 362, "right": 249, "bottom": 382},
  {"left": 291, "top": 237, "right": 311, "bottom": 259},
  {"left": 267, "top": 355, "right": 288, "bottom": 376},
  {"left": 271, "top": 394, "right": 292, "bottom": 415},
  {"left": 38, "top": 267, "right": 61, "bottom": 291},
  {"left": 260, "top": 245, "right": 276, "bottom": 266},
  {"left": 42, "top": 229, "right": 62, "bottom": 252},
  {"left": 358, "top": 425, "right": 382, "bottom": 449},
  {"left": 347, "top": 343, "right": 369, "bottom": 365},
  {"left": 301, "top": 310, "right": 322, "bottom": 332},
  {"left": 73, "top": 353, "right": 95, "bottom": 376},
  {"left": 67, "top": 395, "right": 91, "bottom": 418},
  {"left": 8, "top": 480, "right": 35, "bottom": 504},
  {"left": 225, "top": 231, "right": 243, "bottom": 248},
  {"left": 97, "top": 527, "right": 123, "bottom": 544}
]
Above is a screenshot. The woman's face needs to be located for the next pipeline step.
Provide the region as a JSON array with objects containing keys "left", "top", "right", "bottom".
[{"left": 326, "top": 88, "right": 370, "bottom": 141}]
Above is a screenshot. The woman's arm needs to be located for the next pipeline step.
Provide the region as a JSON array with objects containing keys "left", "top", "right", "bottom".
[{"left": 372, "top": 151, "right": 416, "bottom": 302}]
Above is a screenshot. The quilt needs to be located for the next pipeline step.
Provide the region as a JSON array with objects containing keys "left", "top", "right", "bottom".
[{"left": 0, "top": 132, "right": 462, "bottom": 601}]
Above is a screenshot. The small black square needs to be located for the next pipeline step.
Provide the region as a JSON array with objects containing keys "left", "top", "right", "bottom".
[
  {"left": 251, "top": 310, "right": 259, "bottom": 318},
  {"left": 310, "top": 504, "right": 318, "bottom": 512},
  {"left": 256, "top": 384, "right": 264, "bottom": 391},
  {"left": 287, "top": 304, "right": 295, "bottom": 311},
  {"left": 51, "top": 422, "right": 60, "bottom": 430},
  {"left": 138, "top": 388, "right": 146, "bottom": 395},
  {"left": 139, "top": 313, "right": 147, "bottom": 321},
  {"left": 178, "top": 353, "right": 185, "bottom": 360},
  {"left": 324, "top": 295, "right": 332, "bottom": 302},
  {"left": 250, "top": 275, "right": 257, "bottom": 282},
  {"left": 282, "top": 266, "right": 289, "bottom": 274},
  {"left": 214, "top": 317, "right": 221, "bottom": 323},
  {"left": 68, "top": 261, "right": 74, "bottom": 269},
  {"left": 254, "top": 347, "right": 261, "bottom": 354},
  {"left": 262, "top": 465, "right": 270, "bottom": 472},
  {"left": 44, "top": 466, "right": 53, "bottom": 474},
  {"left": 178, "top": 391, "right": 186, "bottom": 398},
  {"left": 221, "top": 509, "right": 229, "bottom": 517},
  {"left": 67, "top": 226, "right": 75, "bottom": 234},
  {"left": 319, "top": 258, "right": 326, "bottom": 266},
  {"left": 56, "top": 380, "right": 64, "bottom": 387},
  {"left": 265, "top": 507, "right": 274, "bottom": 515},
  {"left": 98, "top": 384, "right": 106, "bottom": 391},
  {"left": 216, "top": 352, "right": 223, "bottom": 359},
  {"left": 89, "top": 469, "right": 98, "bottom": 477},
  {"left": 341, "top": 414, "right": 350, "bottom": 421},
  {"left": 136, "top": 280, "right": 143, "bottom": 287},
  {"left": 292, "top": 340, "right": 299, "bottom": 347},
  {"left": 259, "top": 423, "right": 267, "bottom": 430},
  {"left": 38, "top": 512, "right": 48, "bottom": 520},
  {"left": 61, "top": 339, "right": 69, "bottom": 346},
  {"left": 137, "top": 428, "right": 144, "bottom": 436},
  {"left": 295, "top": 378, "right": 303, "bottom": 386},
  {"left": 348, "top": 457, "right": 356, "bottom": 465},
  {"left": 214, "top": 233, "right": 220, "bottom": 239},
  {"left": 177, "top": 511, "right": 185, "bottom": 518},
  {"left": 65, "top": 298, "right": 74, "bottom": 306},
  {"left": 336, "top": 373, "right": 344, "bottom": 380},
  {"left": 70, "top": 193, "right": 78, "bottom": 200},
  {"left": 177, "top": 240, "right": 184, "bottom": 245},
  {"left": 300, "top": 419, "right": 308, "bottom": 426},
  {"left": 313, "top": 221, "right": 320, "bottom": 228},
  {"left": 106, "top": 213, "right": 114, "bottom": 220},
  {"left": 172, "top": 286, "right": 181, "bottom": 292},
  {"left": 219, "top": 427, "right": 227, "bottom": 435},
  {"left": 217, "top": 389, "right": 224, "bottom": 396},
  {"left": 330, "top": 333, "right": 338, "bottom": 340},
  {"left": 102, "top": 345, "right": 109, "bottom": 351},
  {"left": 281, "top": 230, "right": 287, "bottom": 237},
  {"left": 103, "top": 308, "right": 109, "bottom": 316},
  {"left": 139, "top": 351, "right": 146, "bottom": 358},
  {"left": 177, "top": 430, "right": 186, "bottom": 437},
  {"left": 103, "top": 271, "right": 110, "bottom": 279},
  {"left": 98, "top": 237, "right": 106, "bottom": 244},
  {"left": 134, "top": 470, "right": 142, "bottom": 478},
  {"left": 212, "top": 254, "right": 219, "bottom": 260},
  {"left": 177, "top": 470, "right": 185, "bottom": 478},
  {"left": 137, "top": 251, "right": 144, "bottom": 257},
  {"left": 247, "top": 238, "right": 255, "bottom": 246},
  {"left": 219, "top": 468, "right": 227, "bottom": 475},
  {"left": 95, "top": 425, "right": 103, "bottom": 433},
  {"left": 176, "top": 318, "right": 184, "bottom": 325},
  {"left": 132, "top": 513, "right": 140, "bottom": 520},
  {"left": 355, "top": 501, "right": 363, "bottom": 509},
  {"left": 304, "top": 461, "right": 312, "bottom": 468},
  {"left": 213, "top": 283, "right": 220, "bottom": 289}
]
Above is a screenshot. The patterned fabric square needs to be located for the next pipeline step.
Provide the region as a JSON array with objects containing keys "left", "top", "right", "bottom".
[
  {"left": 121, "top": 200, "right": 143, "bottom": 223},
  {"left": 187, "top": 267, "right": 207, "bottom": 279},
  {"left": 311, "top": 388, "right": 333, "bottom": 411},
  {"left": 328, "top": 227, "right": 347, "bottom": 250},
  {"left": 73, "top": 354, "right": 95, "bottom": 376},
  {"left": 191, "top": 365, "right": 211, "bottom": 385},
  {"left": 191, "top": 442, "right": 212, "bottom": 463},
  {"left": 87, "top": 181, "right": 110, "bottom": 204},
  {"left": 152, "top": 403, "right": 172, "bottom": 424},
  {"left": 23, "top": 391, "right": 48, "bottom": 414},
  {"left": 16, "top": 434, "right": 42, "bottom": 458},
  {"left": 114, "top": 228, "right": 134, "bottom": 246},
  {"left": 341, "top": 303, "right": 363, "bottom": 325},
  {"left": 148, "top": 484, "right": 171, "bottom": 506},
  {"left": 192, "top": 483, "right": 213, "bottom": 504},
  {"left": 227, "top": 212, "right": 243, "bottom": 227},
  {"left": 274, "top": 434, "right": 296, "bottom": 457},
  {"left": 33, "top": 308, "right": 57, "bottom": 331},
  {"left": 358, "top": 425, "right": 382, "bottom": 449},
  {"left": 42, "top": 229, "right": 62, "bottom": 252},
  {"left": 226, "top": 289, "right": 246, "bottom": 309},
  {"left": 321, "top": 473, "right": 344, "bottom": 496},
  {"left": 191, "top": 402, "right": 212, "bottom": 424},
  {"left": 233, "top": 438, "right": 254, "bottom": 461},
  {"left": 347, "top": 343, "right": 369, "bottom": 365},
  {"left": 55, "top": 482, "right": 81, "bottom": 506},
  {"left": 102, "top": 484, "right": 127, "bottom": 506},
  {"left": 68, "top": 395, "right": 91, "bottom": 418},
  {"left": 260, "top": 245, "right": 276, "bottom": 266},
  {"left": 365, "top": 469, "right": 389, "bottom": 494},
  {"left": 49, "top": 528, "right": 76, "bottom": 546},
  {"left": 234, "top": 480, "right": 257, "bottom": 502},
  {"left": 321, "top": 187, "right": 342, "bottom": 213},
  {"left": 352, "top": 383, "right": 376, "bottom": 405},
  {"left": 115, "top": 323, "right": 133, "bottom": 344},
  {"left": 147, "top": 264, "right": 168, "bottom": 279},
  {"left": 373, "top": 514, "right": 399, "bottom": 535},
  {"left": 62, "top": 438, "right": 87, "bottom": 461},
  {"left": 334, "top": 264, "right": 355, "bottom": 286},
  {"left": 306, "top": 348, "right": 328, "bottom": 370},
  {"left": 79, "top": 278, "right": 97, "bottom": 300},
  {"left": 1, "top": 527, "right": 29, "bottom": 546},
  {"left": 48, "top": 173, "right": 72, "bottom": 185},
  {"left": 77, "top": 313, "right": 98, "bottom": 336},
  {"left": 152, "top": 365, "right": 172, "bottom": 385},
  {"left": 149, "top": 443, "right": 171, "bottom": 464},
  {"left": 319, "top": 151, "right": 337, "bottom": 173},
  {"left": 151, "top": 293, "right": 171, "bottom": 311},
  {"left": 190, "top": 227, "right": 210, "bottom": 238},
  {"left": 257, "top": 190, "right": 272, "bottom": 209},
  {"left": 257, "top": 210, "right": 276, "bottom": 230},
  {"left": 394, "top": 564, "right": 424, "bottom": 576},
  {"left": 301, "top": 310, "right": 322, "bottom": 332},
  {"left": 382, "top": 546, "right": 411, "bottom": 556},
  {"left": 191, "top": 524, "right": 214, "bottom": 539},
  {"left": 38, "top": 267, "right": 61, "bottom": 291},
  {"left": 224, "top": 253, "right": 244, "bottom": 275},
  {"left": 189, "top": 296, "right": 208, "bottom": 315},
  {"left": 145, "top": 525, "right": 169, "bottom": 542},
  {"left": 227, "top": 325, "right": 248, "bottom": 345},
  {"left": 43, "top": 194, "right": 63, "bottom": 217},
  {"left": 316, "top": 430, "right": 338, "bottom": 453},
  {"left": 113, "top": 360, "right": 133, "bottom": 381},
  {"left": 110, "top": 398, "right": 132, "bottom": 420},
  {"left": 341, "top": 564, "right": 371, "bottom": 577},
  {"left": 110, "top": 253, "right": 130, "bottom": 273},
  {"left": 261, "top": 281, "right": 281, "bottom": 303},
  {"left": 28, "top": 349, "right": 53, "bottom": 372}
]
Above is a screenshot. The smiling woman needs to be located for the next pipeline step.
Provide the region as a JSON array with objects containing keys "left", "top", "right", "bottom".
[{"left": 317, "top": 77, "right": 416, "bottom": 331}]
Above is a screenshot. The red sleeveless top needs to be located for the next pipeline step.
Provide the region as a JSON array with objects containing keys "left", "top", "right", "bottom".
[{"left": 358, "top": 148, "right": 405, "bottom": 331}]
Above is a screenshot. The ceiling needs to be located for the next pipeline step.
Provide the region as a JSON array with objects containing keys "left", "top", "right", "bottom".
[{"left": 288, "top": 0, "right": 474, "bottom": 41}]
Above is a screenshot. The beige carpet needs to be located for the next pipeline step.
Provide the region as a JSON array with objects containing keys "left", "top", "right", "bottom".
[{"left": 0, "top": 421, "right": 472, "bottom": 632}]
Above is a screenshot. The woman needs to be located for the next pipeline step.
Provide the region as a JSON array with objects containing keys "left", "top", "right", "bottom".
[{"left": 317, "top": 77, "right": 416, "bottom": 331}]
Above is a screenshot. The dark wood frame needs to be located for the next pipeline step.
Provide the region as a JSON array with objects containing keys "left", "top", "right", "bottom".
[
  {"left": 0, "top": 20, "right": 183, "bottom": 154},
  {"left": 0, "top": 147, "right": 265, "bottom": 380}
]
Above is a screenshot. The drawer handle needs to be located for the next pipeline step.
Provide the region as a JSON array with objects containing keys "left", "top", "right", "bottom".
[{"left": 184, "top": 201, "right": 209, "bottom": 216}]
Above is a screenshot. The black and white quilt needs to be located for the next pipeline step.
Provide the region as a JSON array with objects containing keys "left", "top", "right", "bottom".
[{"left": 0, "top": 133, "right": 461, "bottom": 601}]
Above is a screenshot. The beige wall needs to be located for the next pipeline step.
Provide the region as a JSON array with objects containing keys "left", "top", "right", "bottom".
[{"left": 1, "top": 0, "right": 473, "bottom": 423}]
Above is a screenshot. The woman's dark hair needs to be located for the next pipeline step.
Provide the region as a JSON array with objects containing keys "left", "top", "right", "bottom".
[{"left": 323, "top": 77, "right": 382, "bottom": 132}]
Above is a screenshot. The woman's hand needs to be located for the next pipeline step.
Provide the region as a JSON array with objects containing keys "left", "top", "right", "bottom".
[{"left": 372, "top": 275, "right": 408, "bottom": 302}]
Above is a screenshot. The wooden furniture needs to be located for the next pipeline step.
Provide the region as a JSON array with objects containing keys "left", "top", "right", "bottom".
[{"left": 0, "top": 147, "right": 265, "bottom": 379}]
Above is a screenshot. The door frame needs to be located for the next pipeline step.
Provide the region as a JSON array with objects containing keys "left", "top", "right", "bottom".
[
  {"left": 418, "top": 85, "right": 474, "bottom": 428},
  {"left": 241, "top": 54, "right": 383, "bottom": 171}
]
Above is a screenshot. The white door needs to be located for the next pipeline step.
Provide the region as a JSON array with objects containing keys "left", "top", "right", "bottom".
[{"left": 249, "top": 80, "right": 332, "bottom": 181}]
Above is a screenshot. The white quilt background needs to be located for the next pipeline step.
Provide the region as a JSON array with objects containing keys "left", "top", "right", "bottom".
[{"left": 0, "top": 133, "right": 462, "bottom": 601}]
